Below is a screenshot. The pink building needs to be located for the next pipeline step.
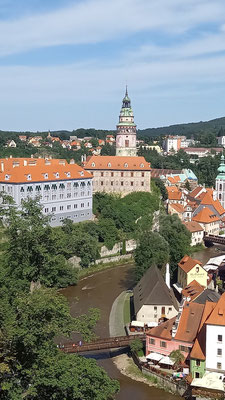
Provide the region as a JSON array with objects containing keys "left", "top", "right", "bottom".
[{"left": 146, "top": 302, "right": 204, "bottom": 361}]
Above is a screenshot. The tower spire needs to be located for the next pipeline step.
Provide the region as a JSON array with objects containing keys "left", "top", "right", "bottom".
[{"left": 125, "top": 84, "right": 128, "bottom": 97}]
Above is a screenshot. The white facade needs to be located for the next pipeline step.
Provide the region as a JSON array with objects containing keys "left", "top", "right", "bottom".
[
  {"left": 215, "top": 179, "right": 225, "bottom": 209},
  {"left": 217, "top": 136, "right": 225, "bottom": 147},
  {"left": 206, "top": 325, "right": 225, "bottom": 373},
  {"left": 0, "top": 158, "right": 93, "bottom": 227},
  {"left": 136, "top": 304, "right": 177, "bottom": 324}
]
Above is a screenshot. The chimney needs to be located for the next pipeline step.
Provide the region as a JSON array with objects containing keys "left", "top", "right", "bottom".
[
  {"left": 81, "top": 155, "right": 84, "bottom": 163},
  {"left": 1, "top": 161, "right": 4, "bottom": 172},
  {"left": 165, "top": 263, "right": 170, "bottom": 289},
  {"left": 10, "top": 155, "right": 12, "bottom": 158},
  {"left": 23, "top": 160, "right": 27, "bottom": 166},
  {"left": 70, "top": 159, "right": 75, "bottom": 164},
  {"left": 31, "top": 154, "right": 33, "bottom": 158}
]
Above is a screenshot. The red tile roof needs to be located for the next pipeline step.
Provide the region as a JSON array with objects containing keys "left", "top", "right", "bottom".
[
  {"left": 175, "top": 302, "right": 204, "bottom": 343},
  {"left": 182, "top": 280, "right": 204, "bottom": 302},
  {"left": 190, "top": 186, "right": 205, "bottom": 199},
  {"left": 84, "top": 155, "right": 151, "bottom": 171},
  {"left": 190, "top": 302, "right": 217, "bottom": 360},
  {"left": 206, "top": 293, "right": 225, "bottom": 326},
  {"left": 192, "top": 207, "right": 220, "bottom": 224},
  {"left": 169, "top": 203, "right": 185, "bottom": 213},
  {"left": 184, "top": 221, "right": 204, "bottom": 233},
  {"left": 178, "top": 255, "right": 202, "bottom": 273},
  {"left": 168, "top": 191, "right": 182, "bottom": 200},
  {"left": 0, "top": 158, "right": 91, "bottom": 183}
]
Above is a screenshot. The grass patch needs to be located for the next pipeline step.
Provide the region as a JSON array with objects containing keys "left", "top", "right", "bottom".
[
  {"left": 126, "top": 359, "right": 159, "bottom": 385},
  {"left": 123, "top": 293, "right": 131, "bottom": 325},
  {"left": 78, "top": 258, "right": 134, "bottom": 279},
  {"left": 190, "top": 243, "right": 205, "bottom": 254},
  {"left": 137, "top": 349, "right": 144, "bottom": 357}
]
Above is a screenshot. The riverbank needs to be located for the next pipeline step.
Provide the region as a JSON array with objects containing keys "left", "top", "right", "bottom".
[
  {"left": 113, "top": 354, "right": 157, "bottom": 388},
  {"left": 78, "top": 257, "right": 134, "bottom": 280}
]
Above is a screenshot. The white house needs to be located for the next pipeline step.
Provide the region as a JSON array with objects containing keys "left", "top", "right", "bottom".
[
  {"left": 205, "top": 293, "right": 225, "bottom": 373},
  {"left": 133, "top": 265, "right": 178, "bottom": 324},
  {"left": 0, "top": 157, "right": 93, "bottom": 227},
  {"left": 183, "top": 221, "right": 204, "bottom": 246}
]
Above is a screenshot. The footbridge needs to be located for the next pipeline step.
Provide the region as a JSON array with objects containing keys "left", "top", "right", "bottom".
[
  {"left": 60, "top": 334, "right": 145, "bottom": 354},
  {"left": 203, "top": 234, "right": 225, "bottom": 246}
]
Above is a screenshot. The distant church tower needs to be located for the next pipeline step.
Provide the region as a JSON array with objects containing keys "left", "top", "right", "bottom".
[
  {"left": 216, "top": 154, "right": 225, "bottom": 209},
  {"left": 116, "top": 87, "right": 137, "bottom": 156}
]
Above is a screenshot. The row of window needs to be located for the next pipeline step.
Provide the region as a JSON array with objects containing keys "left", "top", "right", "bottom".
[
  {"left": 51, "top": 212, "right": 90, "bottom": 222},
  {"left": 22, "top": 191, "right": 90, "bottom": 200},
  {"left": 149, "top": 339, "right": 190, "bottom": 353},
  {"left": 20, "top": 181, "right": 91, "bottom": 192},
  {"left": 44, "top": 202, "right": 90, "bottom": 213},
  {"left": 98, "top": 181, "right": 145, "bottom": 187},
  {"left": 99, "top": 172, "right": 145, "bottom": 177}
]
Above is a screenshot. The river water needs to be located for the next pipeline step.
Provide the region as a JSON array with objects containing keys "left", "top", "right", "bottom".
[{"left": 61, "top": 246, "right": 223, "bottom": 400}]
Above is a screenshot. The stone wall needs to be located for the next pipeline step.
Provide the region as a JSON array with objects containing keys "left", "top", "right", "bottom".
[
  {"left": 94, "top": 254, "right": 132, "bottom": 265},
  {"left": 141, "top": 367, "right": 189, "bottom": 397},
  {"left": 100, "top": 239, "right": 137, "bottom": 257}
]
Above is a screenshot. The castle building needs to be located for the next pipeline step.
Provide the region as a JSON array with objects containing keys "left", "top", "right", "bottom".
[
  {"left": 116, "top": 87, "right": 137, "bottom": 157},
  {"left": 0, "top": 157, "right": 93, "bottom": 227},
  {"left": 83, "top": 88, "right": 151, "bottom": 195},
  {"left": 216, "top": 154, "right": 225, "bottom": 209}
]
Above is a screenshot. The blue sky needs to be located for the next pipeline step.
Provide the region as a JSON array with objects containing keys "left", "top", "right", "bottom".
[{"left": 1, "top": 0, "right": 225, "bottom": 131}]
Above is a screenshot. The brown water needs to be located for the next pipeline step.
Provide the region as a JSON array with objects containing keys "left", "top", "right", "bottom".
[{"left": 61, "top": 246, "right": 223, "bottom": 400}]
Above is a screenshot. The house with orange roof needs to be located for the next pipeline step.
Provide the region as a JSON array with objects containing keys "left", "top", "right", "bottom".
[
  {"left": 177, "top": 255, "right": 207, "bottom": 289},
  {"left": 167, "top": 189, "right": 184, "bottom": 204},
  {"left": 146, "top": 301, "right": 204, "bottom": 362},
  {"left": 183, "top": 221, "right": 204, "bottom": 246},
  {"left": 192, "top": 207, "right": 220, "bottom": 235},
  {"left": 19, "top": 135, "right": 27, "bottom": 142},
  {"left": 190, "top": 301, "right": 217, "bottom": 378},
  {"left": 98, "top": 139, "right": 105, "bottom": 146},
  {"left": 182, "top": 280, "right": 205, "bottom": 303},
  {"left": 193, "top": 191, "right": 225, "bottom": 229},
  {"left": 84, "top": 155, "right": 151, "bottom": 195},
  {"left": 168, "top": 202, "right": 185, "bottom": 220},
  {"left": 205, "top": 293, "right": 225, "bottom": 373},
  {"left": 0, "top": 157, "right": 93, "bottom": 227},
  {"left": 70, "top": 141, "right": 81, "bottom": 149}
]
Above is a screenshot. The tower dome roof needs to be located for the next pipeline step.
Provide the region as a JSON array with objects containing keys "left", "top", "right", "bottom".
[{"left": 216, "top": 154, "right": 225, "bottom": 178}]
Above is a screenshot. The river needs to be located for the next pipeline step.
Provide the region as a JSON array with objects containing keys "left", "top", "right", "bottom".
[{"left": 61, "top": 246, "right": 223, "bottom": 400}]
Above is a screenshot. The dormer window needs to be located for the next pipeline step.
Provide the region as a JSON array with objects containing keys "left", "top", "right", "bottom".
[
  {"left": 124, "top": 163, "right": 128, "bottom": 168},
  {"left": 66, "top": 172, "right": 71, "bottom": 178},
  {"left": 5, "top": 175, "right": 9, "bottom": 180},
  {"left": 108, "top": 162, "right": 111, "bottom": 167},
  {"left": 44, "top": 173, "right": 48, "bottom": 179},
  {"left": 140, "top": 163, "right": 144, "bottom": 168},
  {"left": 80, "top": 171, "right": 84, "bottom": 176},
  {"left": 27, "top": 174, "right": 31, "bottom": 181},
  {"left": 55, "top": 172, "right": 59, "bottom": 178},
  {"left": 91, "top": 162, "right": 95, "bottom": 167}
]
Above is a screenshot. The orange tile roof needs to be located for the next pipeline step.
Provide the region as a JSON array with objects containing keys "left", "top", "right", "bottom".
[
  {"left": 200, "top": 191, "right": 225, "bottom": 215},
  {"left": 178, "top": 255, "right": 202, "bottom": 273},
  {"left": 184, "top": 221, "right": 204, "bottom": 233},
  {"left": 169, "top": 203, "right": 185, "bottom": 213},
  {"left": 168, "top": 191, "right": 182, "bottom": 200},
  {"left": 0, "top": 158, "right": 92, "bottom": 183},
  {"left": 84, "top": 155, "right": 151, "bottom": 171},
  {"left": 168, "top": 175, "right": 181, "bottom": 184},
  {"left": 147, "top": 316, "right": 176, "bottom": 340},
  {"left": 166, "top": 185, "right": 179, "bottom": 192},
  {"left": 182, "top": 280, "right": 204, "bottom": 302},
  {"left": 190, "top": 186, "right": 205, "bottom": 199},
  {"left": 190, "top": 302, "right": 217, "bottom": 360},
  {"left": 192, "top": 207, "right": 220, "bottom": 224},
  {"left": 206, "top": 293, "right": 225, "bottom": 326},
  {"left": 175, "top": 302, "right": 204, "bottom": 343}
]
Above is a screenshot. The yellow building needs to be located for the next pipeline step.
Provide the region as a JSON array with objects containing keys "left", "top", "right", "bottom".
[{"left": 177, "top": 255, "right": 207, "bottom": 289}]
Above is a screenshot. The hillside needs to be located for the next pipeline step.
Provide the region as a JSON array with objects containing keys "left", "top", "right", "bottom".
[
  {"left": 1, "top": 116, "right": 225, "bottom": 140},
  {"left": 138, "top": 116, "right": 225, "bottom": 138}
]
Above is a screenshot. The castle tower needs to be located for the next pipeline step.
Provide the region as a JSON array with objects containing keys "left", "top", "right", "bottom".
[
  {"left": 216, "top": 153, "right": 225, "bottom": 208},
  {"left": 116, "top": 87, "right": 137, "bottom": 156}
]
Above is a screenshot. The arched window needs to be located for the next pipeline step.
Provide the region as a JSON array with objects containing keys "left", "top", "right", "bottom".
[
  {"left": 92, "top": 162, "right": 95, "bottom": 167},
  {"left": 219, "top": 184, "right": 222, "bottom": 191},
  {"left": 108, "top": 162, "right": 111, "bottom": 167}
]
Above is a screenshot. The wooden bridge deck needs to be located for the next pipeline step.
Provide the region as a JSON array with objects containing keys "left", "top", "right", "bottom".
[
  {"left": 203, "top": 234, "right": 225, "bottom": 245},
  {"left": 60, "top": 334, "right": 145, "bottom": 353}
]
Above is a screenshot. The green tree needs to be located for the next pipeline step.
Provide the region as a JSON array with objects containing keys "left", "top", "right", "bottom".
[
  {"left": 1, "top": 197, "right": 77, "bottom": 291},
  {"left": 159, "top": 214, "right": 191, "bottom": 280},
  {"left": 134, "top": 231, "right": 170, "bottom": 281},
  {"left": 169, "top": 350, "right": 185, "bottom": 368},
  {"left": 98, "top": 218, "right": 119, "bottom": 250},
  {"left": 130, "top": 338, "right": 143, "bottom": 354},
  {"left": 153, "top": 177, "right": 168, "bottom": 201}
]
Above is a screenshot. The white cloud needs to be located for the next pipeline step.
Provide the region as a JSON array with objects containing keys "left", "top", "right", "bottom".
[{"left": 0, "top": 0, "right": 225, "bottom": 56}]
